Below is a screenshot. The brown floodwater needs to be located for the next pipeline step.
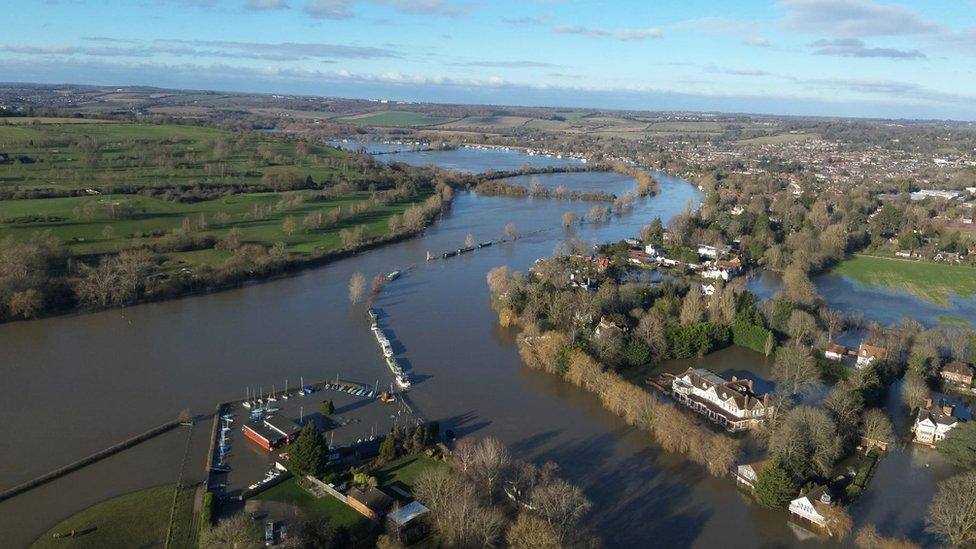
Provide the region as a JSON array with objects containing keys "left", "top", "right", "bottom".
[{"left": 0, "top": 149, "right": 950, "bottom": 548}]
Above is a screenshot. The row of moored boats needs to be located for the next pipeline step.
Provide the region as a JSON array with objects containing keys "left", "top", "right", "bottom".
[{"left": 369, "top": 308, "right": 410, "bottom": 388}]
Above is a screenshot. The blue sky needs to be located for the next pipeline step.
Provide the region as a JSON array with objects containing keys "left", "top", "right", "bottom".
[{"left": 3, "top": 0, "right": 976, "bottom": 120}]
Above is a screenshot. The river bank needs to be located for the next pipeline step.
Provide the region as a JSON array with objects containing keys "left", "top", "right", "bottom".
[{"left": 4, "top": 142, "right": 954, "bottom": 548}]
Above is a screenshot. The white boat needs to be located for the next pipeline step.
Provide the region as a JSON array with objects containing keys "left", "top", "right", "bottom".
[{"left": 386, "top": 270, "right": 401, "bottom": 281}]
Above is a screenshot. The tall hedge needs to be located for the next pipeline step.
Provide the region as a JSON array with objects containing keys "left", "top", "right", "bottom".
[
  {"left": 667, "top": 322, "right": 730, "bottom": 359},
  {"left": 733, "top": 318, "right": 774, "bottom": 355}
]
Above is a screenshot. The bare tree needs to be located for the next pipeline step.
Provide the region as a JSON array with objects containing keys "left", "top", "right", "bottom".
[
  {"left": 927, "top": 471, "right": 976, "bottom": 547},
  {"left": 529, "top": 477, "right": 591, "bottom": 543},
  {"left": 202, "top": 511, "right": 262, "bottom": 548},
  {"left": 819, "top": 307, "right": 846, "bottom": 341},
  {"left": 769, "top": 406, "right": 842, "bottom": 480},
  {"left": 465, "top": 233, "right": 475, "bottom": 248},
  {"left": 855, "top": 525, "right": 921, "bottom": 549},
  {"left": 452, "top": 438, "right": 479, "bottom": 474},
  {"left": 561, "top": 211, "right": 577, "bottom": 228},
  {"left": 679, "top": 288, "right": 705, "bottom": 326},
  {"left": 820, "top": 504, "right": 853, "bottom": 541},
  {"left": 505, "top": 223, "right": 518, "bottom": 240},
  {"left": 348, "top": 272, "right": 366, "bottom": 304},
  {"left": 771, "top": 344, "right": 821, "bottom": 396},
  {"left": 506, "top": 513, "right": 561, "bottom": 549},
  {"left": 901, "top": 372, "right": 929, "bottom": 411},
  {"left": 861, "top": 408, "right": 893, "bottom": 444},
  {"left": 470, "top": 436, "right": 512, "bottom": 504},
  {"left": 282, "top": 216, "right": 297, "bottom": 236}
]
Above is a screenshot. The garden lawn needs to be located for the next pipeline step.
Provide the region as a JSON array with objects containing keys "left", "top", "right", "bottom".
[
  {"left": 831, "top": 254, "right": 976, "bottom": 306},
  {"left": 31, "top": 484, "right": 175, "bottom": 549},
  {"left": 374, "top": 453, "right": 447, "bottom": 492},
  {"left": 255, "top": 477, "right": 370, "bottom": 534}
]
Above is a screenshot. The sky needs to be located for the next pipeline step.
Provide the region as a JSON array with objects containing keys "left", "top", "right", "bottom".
[{"left": 3, "top": 0, "right": 976, "bottom": 120}]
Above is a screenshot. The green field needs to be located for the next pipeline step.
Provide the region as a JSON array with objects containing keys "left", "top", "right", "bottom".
[
  {"left": 256, "top": 477, "right": 371, "bottom": 534},
  {"left": 832, "top": 254, "right": 976, "bottom": 305},
  {"left": 32, "top": 484, "right": 184, "bottom": 549},
  {"left": 373, "top": 453, "right": 446, "bottom": 491},
  {"left": 0, "top": 190, "right": 426, "bottom": 260},
  {"left": 334, "top": 110, "right": 455, "bottom": 127},
  {"left": 0, "top": 118, "right": 353, "bottom": 192}
]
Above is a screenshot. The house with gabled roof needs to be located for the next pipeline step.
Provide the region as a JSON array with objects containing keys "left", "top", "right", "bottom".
[
  {"left": 824, "top": 343, "right": 847, "bottom": 362},
  {"left": 671, "top": 368, "right": 774, "bottom": 432},
  {"left": 789, "top": 485, "right": 834, "bottom": 529},
  {"left": 941, "top": 361, "right": 975, "bottom": 388},
  {"left": 735, "top": 459, "right": 768, "bottom": 490},
  {"left": 856, "top": 343, "right": 887, "bottom": 368},
  {"left": 912, "top": 398, "right": 963, "bottom": 447}
]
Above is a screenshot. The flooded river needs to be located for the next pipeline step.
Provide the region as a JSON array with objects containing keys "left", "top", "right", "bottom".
[{"left": 0, "top": 145, "right": 951, "bottom": 547}]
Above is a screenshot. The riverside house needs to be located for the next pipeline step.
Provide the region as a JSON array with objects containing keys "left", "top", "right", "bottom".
[
  {"left": 789, "top": 485, "right": 835, "bottom": 529},
  {"left": 856, "top": 343, "right": 887, "bottom": 368},
  {"left": 671, "top": 368, "right": 774, "bottom": 432},
  {"left": 735, "top": 459, "right": 768, "bottom": 490},
  {"left": 912, "top": 399, "right": 963, "bottom": 447},
  {"left": 941, "top": 361, "right": 975, "bottom": 388},
  {"left": 824, "top": 343, "right": 847, "bottom": 362}
]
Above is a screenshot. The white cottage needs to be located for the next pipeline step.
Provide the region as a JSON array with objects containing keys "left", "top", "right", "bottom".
[{"left": 789, "top": 485, "right": 834, "bottom": 528}]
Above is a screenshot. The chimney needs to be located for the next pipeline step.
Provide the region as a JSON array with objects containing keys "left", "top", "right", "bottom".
[
  {"left": 924, "top": 398, "right": 933, "bottom": 409},
  {"left": 731, "top": 375, "right": 738, "bottom": 382},
  {"left": 943, "top": 403, "right": 955, "bottom": 416}
]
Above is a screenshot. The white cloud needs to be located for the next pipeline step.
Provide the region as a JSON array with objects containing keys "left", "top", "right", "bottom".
[
  {"left": 304, "top": 0, "right": 352, "bottom": 19},
  {"left": 555, "top": 25, "right": 663, "bottom": 41},
  {"left": 778, "top": 0, "right": 942, "bottom": 37},
  {"left": 246, "top": 0, "right": 288, "bottom": 10}
]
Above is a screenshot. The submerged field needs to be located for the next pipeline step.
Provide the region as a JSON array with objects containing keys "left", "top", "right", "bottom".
[{"left": 831, "top": 254, "right": 976, "bottom": 306}]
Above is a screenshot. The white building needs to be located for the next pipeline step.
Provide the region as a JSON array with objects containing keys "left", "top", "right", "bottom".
[
  {"left": 696, "top": 244, "right": 731, "bottom": 259},
  {"left": 789, "top": 485, "right": 834, "bottom": 528},
  {"left": 671, "top": 368, "right": 774, "bottom": 432},
  {"left": 912, "top": 399, "right": 962, "bottom": 446},
  {"left": 735, "top": 460, "right": 767, "bottom": 490},
  {"left": 824, "top": 343, "right": 847, "bottom": 362},
  {"left": 856, "top": 343, "right": 887, "bottom": 368}
]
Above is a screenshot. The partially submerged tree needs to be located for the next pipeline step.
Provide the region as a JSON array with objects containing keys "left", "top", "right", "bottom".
[{"left": 348, "top": 272, "right": 366, "bottom": 304}]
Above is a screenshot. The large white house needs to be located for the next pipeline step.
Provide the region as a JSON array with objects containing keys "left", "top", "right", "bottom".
[
  {"left": 913, "top": 399, "right": 963, "bottom": 446},
  {"left": 671, "top": 368, "right": 774, "bottom": 432},
  {"left": 789, "top": 485, "right": 834, "bottom": 529}
]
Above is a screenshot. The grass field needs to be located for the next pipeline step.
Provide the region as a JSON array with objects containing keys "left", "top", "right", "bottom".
[
  {"left": 32, "top": 484, "right": 179, "bottom": 549},
  {"left": 938, "top": 315, "right": 972, "bottom": 328},
  {"left": 256, "top": 477, "right": 370, "bottom": 534},
  {"left": 373, "top": 453, "right": 446, "bottom": 491},
  {"left": 0, "top": 118, "right": 353, "bottom": 192},
  {"left": 0, "top": 190, "right": 425, "bottom": 255},
  {"left": 831, "top": 254, "right": 976, "bottom": 305},
  {"left": 335, "top": 111, "right": 455, "bottom": 127}
]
